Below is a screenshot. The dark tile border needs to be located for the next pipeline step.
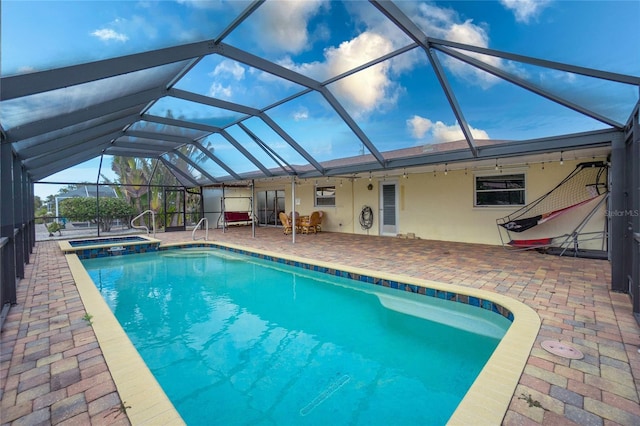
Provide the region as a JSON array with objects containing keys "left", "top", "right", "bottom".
[{"left": 156, "top": 243, "right": 515, "bottom": 322}]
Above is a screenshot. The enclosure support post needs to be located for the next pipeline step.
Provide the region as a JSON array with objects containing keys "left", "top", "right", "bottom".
[
  {"left": 626, "top": 103, "right": 640, "bottom": 322},
  {"left": 221, "top": 184, "right": 226, "bottom": 234},
  {"left": 609, "top": 133, "right": 626, "bottom": 293},
  {"left": 291, "top": 177, "right": 296, "bottom": 244},
  {"left": 251, "top": 180, "right": 256, "bottom": 239},
  {"left": 1, "top": 143, "right": 17, "bottom": 309},
  {"left": 96, "top": 154, "right": 104, "bottom": 237},
  {"left": 12, "top": 155, "right": 24, "bottom": 279}
]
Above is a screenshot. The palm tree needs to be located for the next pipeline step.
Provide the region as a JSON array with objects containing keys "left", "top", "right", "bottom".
[{"left": 104, "top": 156, "right": 152, "bottom": 215}]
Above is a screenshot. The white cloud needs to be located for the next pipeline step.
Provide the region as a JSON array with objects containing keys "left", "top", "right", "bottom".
[
  {"left": 406, "top": 2, "right": 503, "bottom": 89},
  {"left": 208, "top": 82, "right": 232, "bottom": 98},
  {"left": 253, "top": 0, "right": 327, "bottom": 54},
  {"left": 260, "top": 2, "right": 505, "bottom": 117},
  {"left": 206, "top": 61, "right": 246, "bottom": 99},
  {"left": 325, "top": 33, "right": 399, "bottom": 115},
  {"left": 293, "top": 108, "right": 309, "bottom": 121},
  {"left": 407, "top": 115, "right": 489, "bottom": 143},
  {"left": 211, "top": 60, "right": 245, "bottom": 81},
  {"left": 90, "top": 28, "right": 128, "bottom": 42},
  {"left": 499, "top": 0, "right": 551, "bottom": 24},
  {"left": 280, "top": 31, "right": 400, "bottom": 117}
]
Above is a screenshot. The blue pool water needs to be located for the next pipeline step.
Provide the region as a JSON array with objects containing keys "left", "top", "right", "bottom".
[
  {"left": 68, "top": 235, "right": 148, "bottom": 247},
  {"left": 82, "top": 248, "right": 510, "bottom": 425}
]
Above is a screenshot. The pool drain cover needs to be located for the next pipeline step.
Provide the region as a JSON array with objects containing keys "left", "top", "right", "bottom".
[{"left": 541, "top": 340, "right": 584, "bottom": 359}]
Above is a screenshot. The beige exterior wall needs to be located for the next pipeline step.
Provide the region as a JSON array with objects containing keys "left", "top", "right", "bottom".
[{"left": 249, "top": 157, "right": 608, "bottom": 247}]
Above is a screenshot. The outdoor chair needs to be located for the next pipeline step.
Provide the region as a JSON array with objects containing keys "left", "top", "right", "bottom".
[
  {"left": 279, "top": 212, "right": 298, "bottom": 235},
  {"left": 301, "top": 211, "right": 321, "bottom": 234}
]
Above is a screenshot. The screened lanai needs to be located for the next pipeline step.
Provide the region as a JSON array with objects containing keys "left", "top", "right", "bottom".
[{"left": 1, "top": 1, "right": 639, "bottom": 322}]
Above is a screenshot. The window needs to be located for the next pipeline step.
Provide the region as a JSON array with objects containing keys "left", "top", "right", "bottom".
[
  {"left": 475, "top": 174, "right": 525, "bottom": 206},
  {"left": 315, "top": 185, "right": 335, "bottom": 207}
]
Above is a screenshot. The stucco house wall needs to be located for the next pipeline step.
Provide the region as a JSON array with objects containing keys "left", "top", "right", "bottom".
[{"left": 248, "top": 157, "right": 608, "bottom": 248}]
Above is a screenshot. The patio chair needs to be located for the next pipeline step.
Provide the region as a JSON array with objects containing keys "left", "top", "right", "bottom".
[
  {"left": 301, "top": 211, "right": 321, "bottom": 234},
  {"left": 279, "top": 212, "right": 297, "bottom": 235},
  {"left": 315, "top": 211, "right": 324, "bottom": 232}
]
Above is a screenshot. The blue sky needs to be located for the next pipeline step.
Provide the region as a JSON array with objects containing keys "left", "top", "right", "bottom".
[{"left": 2, "top": 1, "right": 638, "bottom": 198}]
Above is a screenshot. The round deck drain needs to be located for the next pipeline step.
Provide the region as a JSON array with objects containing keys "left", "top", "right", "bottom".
[{"left": 541, "top": 340, "right": 584, "bottom": 359}]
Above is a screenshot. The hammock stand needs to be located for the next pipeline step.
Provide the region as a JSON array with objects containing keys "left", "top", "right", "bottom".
[
  {"left": 496, "top": 161, "right": 609, "bottom": 257},
  {"left": 506, "top": 193, "right": 609, "bottom": 258}
]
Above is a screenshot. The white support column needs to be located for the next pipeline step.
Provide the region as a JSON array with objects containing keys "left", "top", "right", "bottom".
[{"left": 291, "top": 177, "right": 296, "bottom": 244}]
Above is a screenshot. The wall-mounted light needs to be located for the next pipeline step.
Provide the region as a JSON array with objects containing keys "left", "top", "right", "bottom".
[
  {"left": 368, "top": 172, "right": 372, "bottom": 182},
  {"left": 560, "top": 151, "right": 564, "bottom": 165},
  {"left": 495, "top": 158, "right": 499, "bottom": 171},
  {"left": 444, "top": 163, "right": 448, "bottom": 175},
  {"left": 402, "top": 169, "right": 408, "bottom": 179}
]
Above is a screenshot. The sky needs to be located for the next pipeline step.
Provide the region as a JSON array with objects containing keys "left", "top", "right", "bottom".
[{"left": 2, "top": 0, "right": 639, "bottom": 199}]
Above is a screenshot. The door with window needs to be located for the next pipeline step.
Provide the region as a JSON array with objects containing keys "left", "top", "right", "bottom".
[
  {"left": 164, "top": 188, "right": 186, "bottom": 232},
  {"left": 379, "top": 182, "right": 398, "bottom": 235}
]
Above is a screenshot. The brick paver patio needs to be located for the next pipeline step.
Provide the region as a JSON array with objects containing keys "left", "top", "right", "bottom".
[{"left": 2, "top": 227, "right": 639, "bottom": 425}]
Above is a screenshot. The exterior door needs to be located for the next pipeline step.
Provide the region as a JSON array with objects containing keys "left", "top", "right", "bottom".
[
  {"left": 379, "top": 181, "right": 398, "bottom": 235},
  {"left": 164, "top": 188, "right": 186, "bottom": 232},
  {"left": 257, "top": 190, "right": 285, "bottom": 226}
]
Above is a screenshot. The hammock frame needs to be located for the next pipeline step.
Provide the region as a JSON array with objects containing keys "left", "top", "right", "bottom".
[{"left": 496, "top": 161, "right": 609, "bottom": 254}]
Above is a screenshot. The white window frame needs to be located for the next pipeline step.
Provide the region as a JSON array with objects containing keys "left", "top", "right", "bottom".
[
  {"left": 314, "top": 185, "right": 336, "bottom": 207},
  {"left": 474, "top": 170, "right": 527, "bottom": 207}
]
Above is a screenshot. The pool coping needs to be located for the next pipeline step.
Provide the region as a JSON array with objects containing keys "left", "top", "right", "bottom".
[
  {"left": 66, "top": 254, "right": 185, "bottom": 426},
  {"left": 67, "top": 240, "right": 541, "bottom": 425}
]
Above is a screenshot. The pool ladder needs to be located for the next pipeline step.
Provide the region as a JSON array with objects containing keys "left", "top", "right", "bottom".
[
  {"left": 192, "top": 217, "right": 209, "bottom": 241},
  {"left": 131, "top": 210, "right": 156, "bottom": 237}
]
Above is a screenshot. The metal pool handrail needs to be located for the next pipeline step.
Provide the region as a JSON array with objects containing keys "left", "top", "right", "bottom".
[
  {"left": 192, "top": 217, "right": 209, "bottom": 241},
  {"left": 131, "top": 210, "right": 156, "bottom": 237}
]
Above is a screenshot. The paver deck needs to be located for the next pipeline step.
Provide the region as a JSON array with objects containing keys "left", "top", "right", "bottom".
[{"left": 2, "top": 227, "right": 639, "bottom": 425}]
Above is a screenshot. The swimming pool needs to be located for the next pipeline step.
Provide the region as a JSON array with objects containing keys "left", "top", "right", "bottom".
[{"left": 82, "top": 247, "right": 512, "bottom": 425}]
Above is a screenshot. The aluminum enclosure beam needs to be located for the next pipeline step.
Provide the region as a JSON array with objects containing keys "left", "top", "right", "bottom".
[
  {"left": 2, "top": 39, "right": 222, "bottom": 100},
  {"left": 237, "top": 122, "right": 294, "bottom": 175},
  {"left": 320, "top": 89, "right": 386, "bottom": 166},
  {"left": 111, "top": 141, "right": 179, "bottom": 153},
  {"left": 190, "top": 140, "right": 243, "bottom": 181},
  {"left": 159, "top": 157, "right": 199, "bottom": 187},
  {"left": 171, "top": 150, "right": 219, "bottom": 183},
  {"left": 258, "top": 113, "right": 324, "bottom": 174},
  {"left": 218, "top": 130, "right": 273, "bottom": 177},
  {"left": 295, "top": 129, "right": 619, "bottom": 178},
  {"left": 426, "top": 37, "right": 640, "bottom": 87},
  {"left": 436, "top": 45, "right": 625, "bottom": 129},
  {"left": 370, "top": 0, "right": 478, "bottom": 157},
  {"left": 6, "top": 94, "right": 149, "bottom": 143},
  {"left": 214, "top": 0, "right": 264, "bottom": 44},
  {"left": 17, "top": 117, "right": 133, "bottom": 159}
]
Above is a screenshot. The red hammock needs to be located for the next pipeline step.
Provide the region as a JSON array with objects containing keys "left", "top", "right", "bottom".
[{"left": 500, "top": 196, "right": 600, "bottom": 233}]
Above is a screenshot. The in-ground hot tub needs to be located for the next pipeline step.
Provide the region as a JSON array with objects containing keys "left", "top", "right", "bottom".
[{"left": 59, "top": 235, "right": 161, "bottom": 258}]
